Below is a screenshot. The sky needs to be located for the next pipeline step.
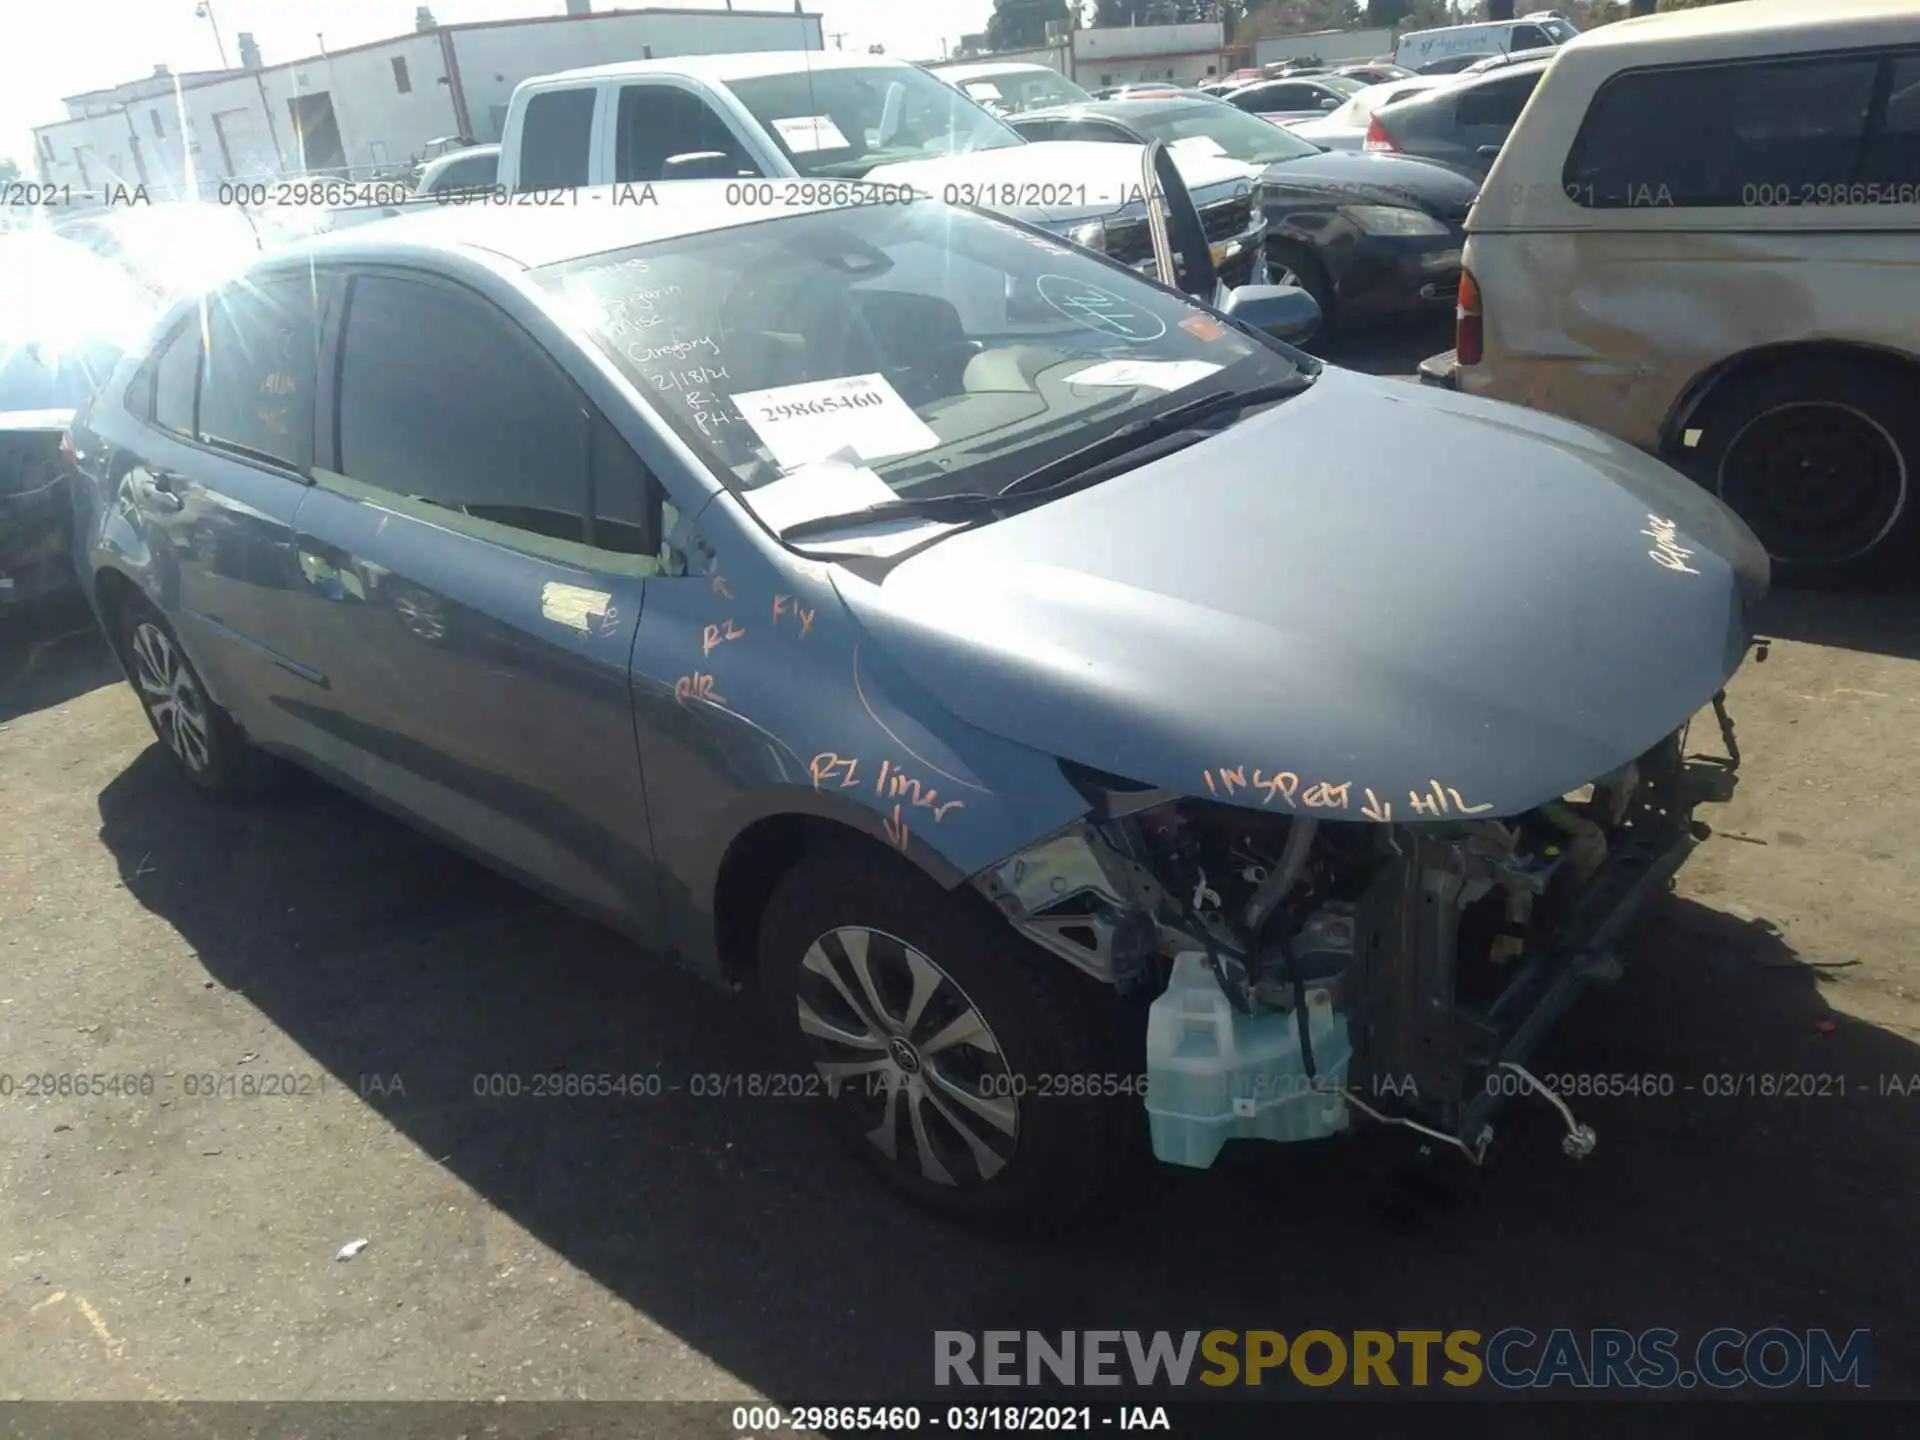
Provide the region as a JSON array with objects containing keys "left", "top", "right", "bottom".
[{"left": 3, "top": 0, "right": 1000, "bottom": 171}]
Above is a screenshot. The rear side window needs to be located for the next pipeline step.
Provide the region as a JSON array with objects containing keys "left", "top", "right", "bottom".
[
  {"left": 151, "top": 321, "right": 200, "bottom": 436},
  {"left": 517, "top": 88, "right": 595, "bottom": 192},
  {"left": 198, "top": 277, "right": 321, "bottom": 471},
  {"left": 1564, "top": 51, "right": 1907, "bottom": 208},
  {"left": 1456, "top": 72, "right": 1540, "bottom": 128}
]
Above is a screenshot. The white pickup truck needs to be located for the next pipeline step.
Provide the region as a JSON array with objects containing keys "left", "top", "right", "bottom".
[{"left": 495, "top": 51, "right": 1272, "bottom": 288}]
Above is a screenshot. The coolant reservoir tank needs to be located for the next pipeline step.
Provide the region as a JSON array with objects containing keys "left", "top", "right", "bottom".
[{"left": 1144, "top": 952, "right": 1351, "bottom": 1169}]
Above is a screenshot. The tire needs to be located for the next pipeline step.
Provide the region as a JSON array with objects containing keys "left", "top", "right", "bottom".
[
  {"left": 757, "top": 845, "right": 1137, "bottom": 1232},
  {"left": 1681, "top": 356, "right": 1919, "bottom": 586},
  {"left": 1265, "top": 241, "right": 1337, "bottom": 344},
  {"left": 117, "top": 597, "right": 274, "bottom": 799}
]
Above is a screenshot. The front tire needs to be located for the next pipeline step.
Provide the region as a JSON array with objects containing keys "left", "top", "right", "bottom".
[
  {"left": 1682, "top": 356, "right": 1918, "bottom": 586},
  {"left": 1266, "top": 240, "right": 1337, "bottom": 344},
  {"left": 118, "top": 598, "right": 272, "bottom": 799},
  {"left": 757, "top": 846, "right": 1135, "bottom": 1231}
]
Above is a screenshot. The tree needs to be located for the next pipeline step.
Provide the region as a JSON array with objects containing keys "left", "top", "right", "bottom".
[
  {"left": 1365, "top": 0, "right": 1412, "bottom": 23},
  {"left": 986, "top": 0, "right": 1075, "bottom": 48},
  {"left": 1238, "top": 0, "right": 1360, "bottom": 42}
]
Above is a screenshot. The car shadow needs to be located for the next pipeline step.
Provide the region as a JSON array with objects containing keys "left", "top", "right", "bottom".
[
  {"left": 1756, "top": 585, "right": 1920, "bottom": 662},
  {"left": 94, "top": 746, "right": 1920, "bottom": 1400},
  {"left": 0, "top": 592, "right": 121, "bottom": 724}
]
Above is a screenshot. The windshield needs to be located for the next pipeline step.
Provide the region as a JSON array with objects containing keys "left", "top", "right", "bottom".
[
  {"left": 0, "top": 232, "right": 156, "bottom": 412},
  {"left": 724, "top": 65, "right": 1024, "bottom": 179},
  {"left": 536, "top": 202, "right": 1303, "bottom": 520},
  {"left": 956, "top": 69, "right": 1093, "bottom": 115},
  {"left": 1129, "top": 101, "right": 1323, "bottom": 164},
  {"left": 53, "top": 203, "right": 265, "bottom": 298},
  {"left": 1320, "top": 75, "right": 1368, "bottom": 96},
  {"left": 1541, "top": 18, "right": 1577, "bottom": 42}
]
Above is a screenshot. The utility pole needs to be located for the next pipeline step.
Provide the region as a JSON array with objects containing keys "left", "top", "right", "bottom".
[
  {"left": 194, "top": 1, "right": 232, "bottom": 67},
  {"left": 828, "top": 30, "right": 847, "bottom": 49}
]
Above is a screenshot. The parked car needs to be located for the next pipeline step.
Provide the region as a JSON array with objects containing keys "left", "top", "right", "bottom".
[
  {"left": 933, "top": 61, "right": 1095, "bottom": 115},
  {"left": 71, "top": 181, "right": 1763, "bottom": 1227},
  {"left": 1284, "top": 75, "right": 1451, "bottom": 151},
  {"left": 1363, "top": 57, "right": 1551, "bottom": 179},
  {"left": 411, "top": 143, "right": 502, "bottom": 198},
  {"left": 1415, "top": 52, "right": 1500, "bottom": 76},
  {"left": 1008, "top": 98, "right": 1477, "bottom": 330},
  {"left": 1331, "top": 63, "right": 1415, "bottom": 85},
  {"left": 1, "top": 232, "right": 157, "bottom": 612},
  {"left": 496, "top": 53, "right": 1273, "bottom": 291},
  {"left": 1462, "top": 45, "right": 1561, "bottom": 75},
  {"left": 1422, "top": 0, "right": 1920, "bottom": 583},
  {"left": 1395, "top": 14, "right": 1577, "bottom": 72},
  {"left": 52, "top": 202, "right": 270, "bottom": 299},
  {"left": 1223, "top": 74, "right": 1367, "bottom": 124}
]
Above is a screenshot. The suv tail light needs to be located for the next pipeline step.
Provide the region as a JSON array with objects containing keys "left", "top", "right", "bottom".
[
  {"left": 1456, "top": 266, "right": 1484, "bottom": 367},
  {"left": 1363, "top": 115, "right": 1399, "bottom": 152},
  {"left": 59, "top": 433, "right": 78, "bottom": 466}
]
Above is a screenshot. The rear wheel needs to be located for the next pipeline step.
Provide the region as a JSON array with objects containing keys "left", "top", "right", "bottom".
[
  {"left": 1683, "top": 357, "right": 1918, "bottom": 585},
  {"left": 117, "top": 597, "right": 273, "bottom": 799},
  {"left": 757, "top": 846, "right": 1135, "bottom": 1231}
]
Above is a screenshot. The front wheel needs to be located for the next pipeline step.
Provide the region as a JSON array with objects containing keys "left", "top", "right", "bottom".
[
  {"left": 1683, "top": 356, "right": 1918, "bottom": 585},
  {"left": 757, "top": 846, "right": 1137, "bottom": 1231}
]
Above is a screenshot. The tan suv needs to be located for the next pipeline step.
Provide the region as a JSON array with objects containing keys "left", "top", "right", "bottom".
[{"left": 1421, "top": 0, "right": 1920, "bottom": 582}]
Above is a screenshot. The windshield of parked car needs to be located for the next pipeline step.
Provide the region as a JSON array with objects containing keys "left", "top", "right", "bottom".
[
  {"left": 0, "top": 232, "right": 156, "bottom": 412},
  {"left": 1539, "top": 18, "right": 1577, "bottom": 42},
  {"left": 537, "top": 200, "right": 1304, "bottom": 520},
  {"left": 52, "top": 202, "right": 265, "bottom": 298},
  {"left": 954, "top": 68, "right": 1093, "bottom": 115},
  {"left": 723, "top": 65, "right": 1024, "bottom": 178},
  {"left": 1124, "top": 101, "right": 1322, "bottom": 164}
]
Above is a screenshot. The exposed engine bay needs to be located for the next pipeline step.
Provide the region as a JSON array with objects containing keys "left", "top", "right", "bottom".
[{"left": 974, "top": 701, "right": 1751, "bottom": 1167}]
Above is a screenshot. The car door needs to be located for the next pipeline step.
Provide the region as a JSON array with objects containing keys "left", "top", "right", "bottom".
[
  {"left": 610, "top": 81, "right": 765, "bottom": 181},
  {"left": 286, "top": 266, "right": 671, "bottom": 932},
  {"left": 115, "top": 275, "right": 333, "bottom": 750}
]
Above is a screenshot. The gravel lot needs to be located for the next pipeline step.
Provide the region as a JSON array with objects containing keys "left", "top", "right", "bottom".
[{"left": 4, "top": 323, "right": 1918, "bottom": 1404}]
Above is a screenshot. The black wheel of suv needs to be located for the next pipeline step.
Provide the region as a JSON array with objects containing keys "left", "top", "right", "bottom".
[
  {"left": 117, "top": 597, "right": 273, "bottom": 799},
  {"left": 1683, "top": 356, "right": 1919, "bottom": 585},
  {"left": 757, "top": 845, "right": 1135, "bottom": 1232}
]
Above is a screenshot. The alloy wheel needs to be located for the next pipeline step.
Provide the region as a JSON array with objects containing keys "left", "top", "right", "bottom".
[
  {"left": 1718, "top": 401, "right": 1908, "bottom": 567},
  {"left": 130, "top": 621, "right": 212, "bottom": 773},
  {"left": 793, "top": 927, "right": 1020, "bottom": 1187}
]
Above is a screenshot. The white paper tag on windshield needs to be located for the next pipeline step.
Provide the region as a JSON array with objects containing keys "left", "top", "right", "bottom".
[
  {"left": 741, "top": 449, "right": 896, "bottom": 532},
  {"left": 1065, "top": 359, "right": 1223, "bottom": 392},
  {"left": 965, "top": 81, "right": 1004, "bottom": 100},
  {"left": 773, "top": 115, "right": 850, "bottom": 153},
  {"left": 734, "top": 373, "right": 940, "bottom": 473},
  {"left": 1170, "top": 135, "right": 1228, "bottom": 157}
]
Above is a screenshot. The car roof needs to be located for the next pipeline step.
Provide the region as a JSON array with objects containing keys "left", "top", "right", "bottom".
[
  {"left": 934, "top": 61, "right": 1063, "bottom": 80},
  {"left": 523, "top": 49, "right": 914, "bottom": 88},
  {"left": 1579, "top": 0, "right": 1911, "bottom": 50},
  {"left": 1015, "top": 98, "right": 1209, "bottom": 122},
  {"left": 251, "top": 182, "right": 893, "bottom": 274}
]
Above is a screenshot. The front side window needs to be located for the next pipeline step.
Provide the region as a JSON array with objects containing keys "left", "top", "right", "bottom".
[
  {"left": 518, "top": 88, "right": 595, "bottom": 192},
  {"left": 723, "top": 65, "right": 1024, "bottom": 178},
  {"left": 331, "top": 274, "right": 661, "bottom": 559},
  {"left": 615, "top": 85, "right": 755, "bottom": 181},
  {"left": 537, "top": 203, "right": 1305, "bottom": 525},
  {"left": 197, "top": 276, "right": 322, "bottom": 470},
  {"left": 1564, "top": 51, "right": 1901, "bottom": 207}
]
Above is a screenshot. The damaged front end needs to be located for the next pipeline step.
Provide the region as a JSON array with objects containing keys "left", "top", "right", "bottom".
[{"left": 973, "top": 700, "right": 1750, "bottom": 1170}]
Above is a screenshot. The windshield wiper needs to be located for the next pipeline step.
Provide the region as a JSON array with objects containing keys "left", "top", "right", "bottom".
[
  {"left": 775, "top": 376, "right": 1315, "bottom": 543},
  {"left": 996, "top": 376, "right": 1316, "bottom": 499}
]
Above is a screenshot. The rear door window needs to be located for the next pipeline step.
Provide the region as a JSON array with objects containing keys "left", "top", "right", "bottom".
[
  {"left": 151, "top": 320, "right": 200, "bottom": 436},
  {"left": 1564, "top": 51, "right": 1897, "bottom": 207},
  {"left": 197, "top": 276, "right": 322, "bottom": 471},
  {"left": 517, "top": 87, "right": 596, "bottom": 191},
  {"left": 1456, "top": 71, "right": 1540, "bottom": 129}
]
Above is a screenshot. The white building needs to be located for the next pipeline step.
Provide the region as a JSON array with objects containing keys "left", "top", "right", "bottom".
[
  {"left": 944, "top": 21, "right": 1230, "bottom": 91},
  {"left": 34, "top": 5, "right": 824, "bottom": 196}
]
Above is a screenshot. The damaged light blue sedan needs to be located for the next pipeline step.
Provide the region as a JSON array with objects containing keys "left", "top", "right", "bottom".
[{"left": 69, "top": 182, "right": 1766, "bottom": 1228}]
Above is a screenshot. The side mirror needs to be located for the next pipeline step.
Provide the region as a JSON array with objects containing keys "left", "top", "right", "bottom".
[
  {"left": 1319, "top": 97, "right": 1340, "bottom": 110},
  {"left": 1476, "top": 144, "right": 1502, "bottom": 158},
  {"left": 1221, "top": 283, "right": 1322, "bottom": 345},
  {"left": 663, "top": 151, "right": 740, "bottom": 180}
]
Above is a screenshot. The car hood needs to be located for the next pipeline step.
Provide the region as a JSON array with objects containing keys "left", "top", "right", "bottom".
[
  {"left": 1260, "top": 149, "right": 1481, "bottom": 216},
  {"left": 866, "top": 142, "right": 1258, "bottom": 224},
  {"left": 831, "top": 368, "right": 1766, "bottom": 821}
]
